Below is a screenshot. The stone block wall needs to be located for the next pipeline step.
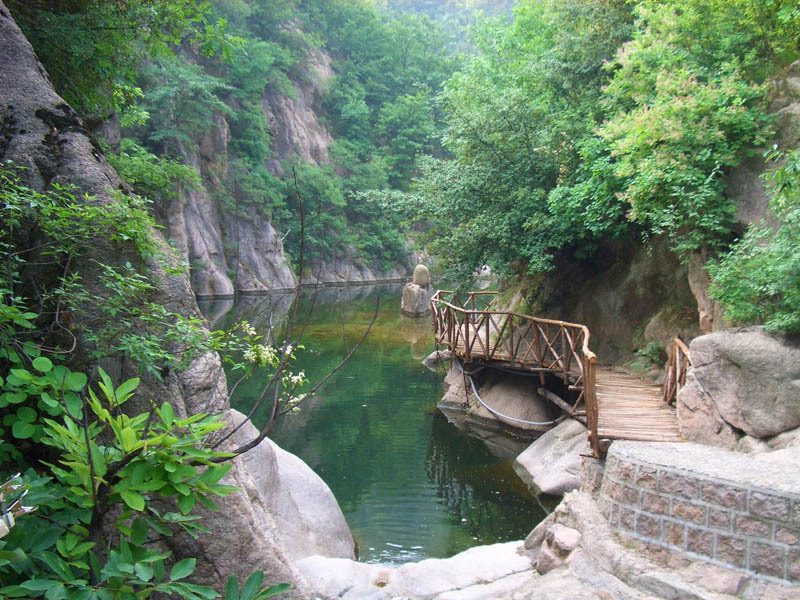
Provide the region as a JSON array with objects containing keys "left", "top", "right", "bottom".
[{"left": 597, "top": 441, "right": 800, "bottom": 584}]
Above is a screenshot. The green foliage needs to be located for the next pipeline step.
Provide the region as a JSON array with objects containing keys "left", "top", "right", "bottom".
[
  {"left": 107, "top": 139, "right": 201, "bottom": 207},
  {"left": 596, "top": 1, "right": 774, "bottom": 253},
  {"left": 629, "top": 341, "right": 667, "bottom": 371},
  {"left": 6, "top": 0, "right": 238, "bottom": 116},
  {"left": 402, "top": 0, "right": 633, "bottom": 282},
  {"left": 0, "top": 363, "right": 287, "bottom": 599},
  {"left": 709, "top": 148, "right": 800, "bottom": 333},
  {"left": 376, "top": 92, "right": 436, "bottom": 187},
  {"left": 0, "top": 168, "right": 298, "bottom": 597},
  {"left": 137, "top": 55, "right": 233, "bottom": 153},
  {"left": 402, "top": 0, "right": 794, "bottom": 282}
]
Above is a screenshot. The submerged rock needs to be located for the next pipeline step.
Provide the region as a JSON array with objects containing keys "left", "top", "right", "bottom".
[
  {"left": 514, "top": 419, "right": 588, "bottom": 496},
  {"left": 422, "top": 349, "right": 453, "bottom": 371}
]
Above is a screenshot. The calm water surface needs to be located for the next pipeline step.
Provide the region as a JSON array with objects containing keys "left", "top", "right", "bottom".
[{"left": 199, "top": 283, "right": 552, "bottom": 564}]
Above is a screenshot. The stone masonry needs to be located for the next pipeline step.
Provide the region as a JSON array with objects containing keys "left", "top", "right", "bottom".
[{"left": 597, "top": 441, "right": 800, "bottom": 584}]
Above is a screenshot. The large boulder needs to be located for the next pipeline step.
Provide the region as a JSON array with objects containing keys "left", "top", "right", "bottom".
[
  {"left": 677, "top": 328, "right": 800, "bottom": 442},
  {"left": 474, "top": 372, "right": 559, "bottom": 432},
  {"left": 402, "top": 281, "right": 432, "bottom": 317},
  {"left": 296, "top": 541, "right": 532, "bottom": 599},
  {"left": 229, "top": 410, "right": 356, "bottom": 561},
  {"left": 514, "top": 419, "right": 588, "bottom": 496}
]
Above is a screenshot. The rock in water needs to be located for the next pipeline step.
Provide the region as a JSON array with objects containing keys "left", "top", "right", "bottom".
[
  {"left": 514, "top": 419, "right": 588, "bottom": 496},
  {"left": 401, "top": 282, "right": 431, "bottom": 317},
  {"left": 229, "top": 410, "right": 356, "bottom": 561},
  {"left": 412, "top": 264, "right": 430, "bottom": 286},
  {"left": 677, "top": 327, "right": 800, "bottom": 442},
  {"left": 422, "top": 349, "right": 453, "bottom": 371}
]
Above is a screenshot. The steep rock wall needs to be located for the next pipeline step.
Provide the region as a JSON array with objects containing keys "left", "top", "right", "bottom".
[
  {"left": 0, "top": 5, "right": 317, "bottom": 593},
  {"left": 165, "top": 46, "right": 409, "bottom": 296},
  {"left": 526, "top": 237, "right": 699, "bottom": 365}
]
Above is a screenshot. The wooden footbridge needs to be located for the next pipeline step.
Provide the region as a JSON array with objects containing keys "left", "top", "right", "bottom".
[{"left": 431, "top": 290, "right": 691, "bottom": 458}]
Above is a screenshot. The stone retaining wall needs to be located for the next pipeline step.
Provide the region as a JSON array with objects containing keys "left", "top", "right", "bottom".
[{"left": 597, "top": 441, "right": 800, "bottom": 584}]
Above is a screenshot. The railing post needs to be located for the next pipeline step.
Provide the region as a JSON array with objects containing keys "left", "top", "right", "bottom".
[
  {"left": 584, "top": 354, "right": 600, "bottom": 458},
  {"left": 463, "top": 313, "right": 470, "bottom": 362}
]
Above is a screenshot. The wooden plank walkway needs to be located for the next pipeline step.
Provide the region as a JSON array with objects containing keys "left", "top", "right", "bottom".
[
  {"left": 595, "top": 368, "right": 682, "bottom": 442},
  {"left": 431, "top": 290, "right": 688, "bottom": 456}
]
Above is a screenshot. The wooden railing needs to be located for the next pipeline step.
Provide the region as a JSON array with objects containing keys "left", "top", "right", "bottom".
[
  {"left": 431, "top": 290, "right": 600, "bottom": 456},
  {"left": 662, "top": 336, "right": 691, "bottom": 405}
]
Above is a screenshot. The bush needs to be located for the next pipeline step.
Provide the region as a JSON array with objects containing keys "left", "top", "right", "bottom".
[{"left": 709, "top": 148, "right": 800, "bottom": 333}]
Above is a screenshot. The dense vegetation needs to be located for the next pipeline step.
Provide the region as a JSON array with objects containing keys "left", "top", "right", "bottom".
[
  {"left": 7, "top": 0, "right": 472, "bottom": 272},
  {"left": 0, "top": 164, "right": 308, "bottom": 597},
  {"left": 1, "top": 0, "right": 799, "bottom": 596},
  {"left": 381, "top": 0, "right": 798, "bottom": 333}
]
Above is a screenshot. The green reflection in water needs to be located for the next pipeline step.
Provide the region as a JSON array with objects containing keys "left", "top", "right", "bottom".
[{"left": 199, "top": 283, "right": 555, "bottom": 565}]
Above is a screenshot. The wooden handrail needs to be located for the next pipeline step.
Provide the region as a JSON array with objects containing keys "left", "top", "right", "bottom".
[
  {"left": 432, "top": 289, "right": 600, "bottom": 455},
  {"left": 662, "top": 336, "right": 691, "bottom": 405}
]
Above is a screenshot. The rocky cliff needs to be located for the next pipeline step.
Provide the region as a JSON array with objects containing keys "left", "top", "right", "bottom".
[
  {"left": 158, "top": 46, "right": 409, "bottom": 297},
  {"left": 0, "top": 5, "right": 357, "bottom": 594}
]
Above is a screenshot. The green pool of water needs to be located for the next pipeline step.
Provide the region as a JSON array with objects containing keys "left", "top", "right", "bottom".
[{"left": 199, "top": 283, "right": 552, "bottom": 564}]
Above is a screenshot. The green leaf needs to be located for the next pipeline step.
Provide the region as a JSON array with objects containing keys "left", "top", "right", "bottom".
[
  {"left": 240, "top": 571, "right": 263, "bottom": 600},
  {"left": 177, "top": 493, "right": 195, "bottom": 515},
  {"left": 225, "top": 575, "right": 239, "bottom": 600},
  {"left": 33, "top": 356, "right": 53, "bottom": 373},
  {"left": 259, "top": 583, "right": 291, "bottom": 599},
  {"left": 114, "top": 378, "right": 140, "bottom": 403},
  {"left": 134, "top": 562, "right": 154, "bottom": 582},
  {"left": 65, "top": 393, "right": 83, "bottom": 419},
  {"left": 65, "top": 371, "right": 87, "bottom": 392},
  {"left": 12, "top": 420, "right": 36, "bottom": 439},
  {"left": 199, "top": 464, "right": 231, "bottom": 486},
  {"left": 120, "top": 490, "right": 145, "bottom": 511},
  {"left": 16, "top": 406, "right": 38, "bottom": 423},
  {"left": 170, "top": 557, "right": 196, "bottom": 581},
  {"left": 44, "top": 582, "right": 66, "bottom": 600},
  {"left": 21, "top": 579, "right": 62, "bottom": 591},
  {"left": 120, "top": 427, "right": 137, "bottom": 452},
  {"left": 160, "top": 402, "right": 175, "bottom": 427},
  {"left": 131, "top": 517, "right": 149, "bottom": 545},
  {"left": 40, "top": 392, "right": 58, "bottom": 408}
]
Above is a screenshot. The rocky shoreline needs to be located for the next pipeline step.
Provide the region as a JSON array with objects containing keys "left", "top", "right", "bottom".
[{"left": 287, "top": 327, "right": 800, "bottom": 599}]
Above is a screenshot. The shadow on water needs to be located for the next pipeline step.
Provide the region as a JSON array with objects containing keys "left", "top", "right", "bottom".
[{"left": 199, "top": 283, "right": 555, "bottom": 565}]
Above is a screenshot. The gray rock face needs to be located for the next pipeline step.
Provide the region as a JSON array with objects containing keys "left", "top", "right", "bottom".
[
  {"left": 304, "top": 246, "right": 408, "bottom": 285},
  {"left": 678, "top": 328, "right": 800, "bottom": 440},
  {"left": 222, "top": 209, "right": 296, "bottom": 292},
  {"left": 169, "top": 180, "right": 235, "bottom": 297},
  {"left": 0, "top": 9, "right": 312, "bottom": 594},
  {"left": 514, "top": 419, "right": 588, "bottom": 496},
  {"left": 229, "top": 410, "right": 356, "bottom": 561},
  {"left": 401, "top": 282, "right": 432, "bottom": 316},
  {"left": 676, "top": 369, "right": 739, "bottom": 447},
  {"left": 262, "top": 49, "right": 333, "bottom": 168}
]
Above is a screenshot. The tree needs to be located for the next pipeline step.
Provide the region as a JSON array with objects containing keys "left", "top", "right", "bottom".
[{"left": 5, "top": 0, "right": 236, "bottom": 117}]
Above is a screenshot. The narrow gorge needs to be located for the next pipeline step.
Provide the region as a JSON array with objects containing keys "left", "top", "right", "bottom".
[{"left": 1, "top": 1, "right": 799, "bottom": 599}]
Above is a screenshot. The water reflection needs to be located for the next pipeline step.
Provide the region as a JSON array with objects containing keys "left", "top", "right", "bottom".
[{"left": 201, "top": 283, "right": 550, "bottom": 564}]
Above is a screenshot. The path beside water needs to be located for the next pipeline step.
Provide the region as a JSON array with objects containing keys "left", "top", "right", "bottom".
[{"left": 200, "top": 283, "right": 552, "bottom": 564}]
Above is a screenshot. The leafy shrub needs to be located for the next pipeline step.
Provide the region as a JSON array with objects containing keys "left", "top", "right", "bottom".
[{"left": 709, "top": 148, "right": 800, "bottom": 333}]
